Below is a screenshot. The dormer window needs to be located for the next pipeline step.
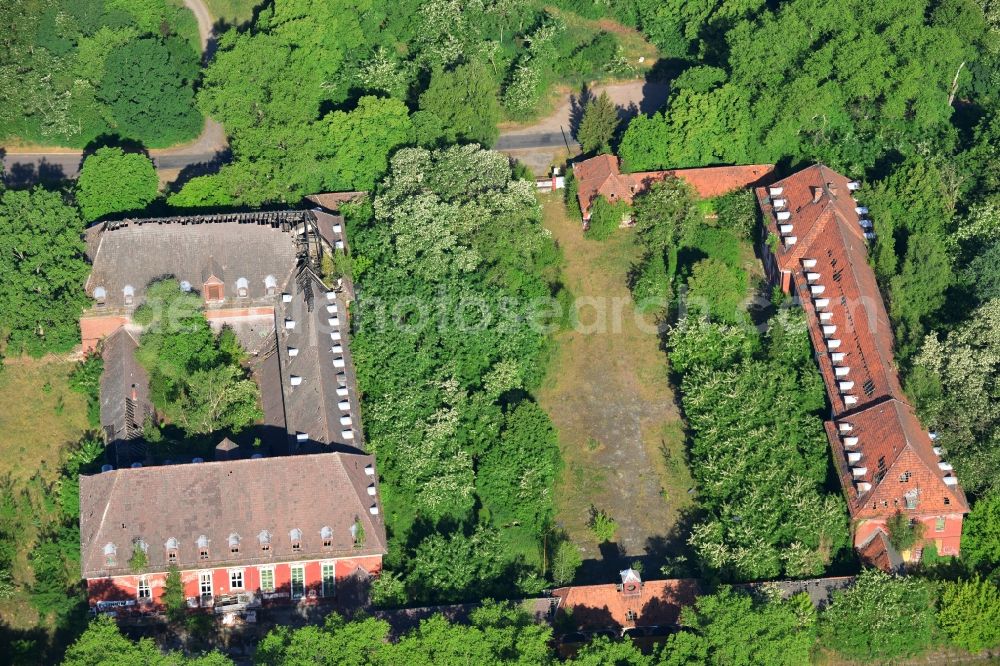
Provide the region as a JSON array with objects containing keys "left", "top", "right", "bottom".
[
  {"left": 93, "top": 286, "right": 107, "bottom": 307},
  {"left": 258, "top": 530, "right": 271, "bottom": 552},
  {"left": 104, "top": 542, "right": 116, "bottom": 566},
  {"left": 165, "top": 537, "right": 179, "bottom": 563},
  {"left": 264, "top": 275, "right": 277, "bottom": 297},
  {"left": 204, "top": 283, "right": 223, "bottom": 302},
  {"left": 290, "top": 528, "right": 302, "bottom": 551},
  {"left": 320, "top": 526, "right": 333, "bottom": 548},
  {"left": 236, "top": 277, "right": 249, "bottom": 298},
  {"left": 123, "top": 285, "right": 135, "bottom": 306},
  {"left": 197, "top": 534, "right": 209, "bottom": 560},
  {"left": 229, "top": 533, "right": 240, "bottom": 554}
]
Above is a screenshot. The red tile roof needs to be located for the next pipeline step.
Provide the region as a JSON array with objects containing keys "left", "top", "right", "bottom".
[
  {"left": 573, "top": 155, "right": 774, "bottom": 218},
  {"left": 755, "top": 165, "right": 969, "bottom": 528},
  {"left": 551, "top": 577, "right": 698, "bottom": 630},
  {"left": 856, "top": 528, "right": 902, "bottom": 573}
]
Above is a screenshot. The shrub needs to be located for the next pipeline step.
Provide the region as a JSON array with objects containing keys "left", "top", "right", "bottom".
[
  {"left": 552, "top": 540, "right": 583, "bottom": 585},
  {"left": 588, "top": 506, "right": 617, "bottom": 543},
  {"left": 586, "top": 197, "right": 629, "bottom": 240}
]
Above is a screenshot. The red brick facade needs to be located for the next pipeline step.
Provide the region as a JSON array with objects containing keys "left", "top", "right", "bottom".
[{"left": 86, "top": 555, "right": 382, "bottom": 614}]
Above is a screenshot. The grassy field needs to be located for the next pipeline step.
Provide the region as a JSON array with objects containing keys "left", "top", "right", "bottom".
[
  {"left": 0, "top": 356, "right": 89, "bottom": 631},
  {"left": 536, "top": 195, "right": 693, "bottom": 575},
  {"left": 0, "top": 358, "right": 89, "bottom": 484}
]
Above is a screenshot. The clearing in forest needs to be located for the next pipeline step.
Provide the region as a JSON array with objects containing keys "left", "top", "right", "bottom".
[
  {"left": 0, "top": 357, "right": 89, "bottom": 484},
  {"left": 537, "top": 195, "right": 693, "bottom": 575}
]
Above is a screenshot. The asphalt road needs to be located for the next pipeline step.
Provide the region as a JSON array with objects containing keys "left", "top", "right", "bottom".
[
  {"left": 1, "top": 0, "right": 227, "bottom": 183},
  {"left": 494, "top": 131, "right": 580, "bottom": 151}
]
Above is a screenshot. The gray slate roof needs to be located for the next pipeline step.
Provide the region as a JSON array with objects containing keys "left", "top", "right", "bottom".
[
  {"left": 276, "top": 270, "right": 364, "bottom": 450},
  {"left": 79, "top": 451, "right": 386, "bottom": 579},
  {"left": 99, "top": 328, "right": 152, "bottom": 444},
  {"left": 85, "top": 214, "right": 305, "bottom": 310}
]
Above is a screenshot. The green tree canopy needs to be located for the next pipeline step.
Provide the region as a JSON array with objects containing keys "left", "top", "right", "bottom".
[
  {"left": 0, "top": 187, "right": 90, "bottom": 356},
  {"left": 909, "top": 299, "right": 1000, "bottom": 493},
  {"left": 136, "top": 280, "right": 262, "bottom": 436},
  {"left": 937, "top": 577, "right": 1000, "bottom": 652},
  {"left": 98, "top": 37, "right": 202, "bottom": 146},
  {"left": 418, "top": 62, "right": 501, "bottom": 147},
  {"left": 576, "top": 91, "right": 619, "bottom": 155},
  {"left": 821, "top": 569, "right": 935, "bottom": 661},
  {"left": 674, "top": 587, "right": 816, "bottom": 665},
  {"left": 76, "top": 147, "right": 159, "bottom": 221},
  {"left": 64, "top": 615, "right": 232, "bottom": 665},
  {"left": 961, "top": 491, "right": 1000, "bottom": 570}
]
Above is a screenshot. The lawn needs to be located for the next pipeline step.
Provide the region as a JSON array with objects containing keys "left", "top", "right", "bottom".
[{"left": 535, "top": 195, "right": 693, "bottom": 577}]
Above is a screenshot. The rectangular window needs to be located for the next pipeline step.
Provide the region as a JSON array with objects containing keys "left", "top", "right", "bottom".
[
  {"left": 199, "top": 571, "right": 213, "bottom": 597},
  {"left": 290, "top": 566, "right": 305, "bottom": 599},
  {"left": 260, "top": 567, "right": 275, "bottom": 594},
  {"left": 199, "top": 548, "right": 209, "bottom": 560},
  {"left": 137, "top": 576, "right": 151, "bottom": 600},
  {"left": 230, "top": 569, "right": 244, "bottom": 590},
  {"left": 936, "top": 517, "right": 946, "bottom": 532},
  {"left": 321, "top": 563, "right": 335, "bottom": 597},
  {"left": 168, "top": 551, "right": 177, "bottom": 563}
]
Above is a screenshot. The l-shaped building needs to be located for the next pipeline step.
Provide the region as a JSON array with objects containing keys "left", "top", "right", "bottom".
[{"left": 757, "top": 165, "right": 969, "bottom": 568}]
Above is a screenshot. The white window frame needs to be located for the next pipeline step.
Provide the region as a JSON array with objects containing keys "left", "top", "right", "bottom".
[
  {"left": 199, "top": 571, "right": 213, "bottom": 597},
  {"left": 259, "top": 566, "right": 275, "bottom": 594},
  {"left": 137, "top": 576, "right": 151, "bottom": 600},
  {"left": 321, "top": 562, "right": 335, "bottom": 598},
  {"left": 290, "top": 565, "right": 305, "bottom": 599},
  {"left": 229, "top": 568, "right": 244, "bottom": 591},
  {"left": 935, "top": 517, "right": 946, "bottom": 532}
]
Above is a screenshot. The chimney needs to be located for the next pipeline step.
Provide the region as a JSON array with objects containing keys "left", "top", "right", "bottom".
[{"left": 130, "top": 384, "right": 137, "bottom": 401}]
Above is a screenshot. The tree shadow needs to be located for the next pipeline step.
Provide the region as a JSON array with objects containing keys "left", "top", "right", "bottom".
[
  {"left": 165, "top": 148, "right": 234, "bottom": 200},
  {"left": 569, "top": 85, "right": 595, "bottom": 137},
  {"left": 81, "top": 134, "right": 151, "bottom": 162},
  {"left": 1, "top": 159, "right": 69, "bottom": 188}
]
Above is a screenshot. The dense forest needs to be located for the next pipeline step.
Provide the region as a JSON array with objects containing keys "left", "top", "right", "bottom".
[
  {"left": 345, "top": 145, "right": 565, "bottom": 604},
  {"left": 0, "top": 0, "right": 203, "bottom": 147}
]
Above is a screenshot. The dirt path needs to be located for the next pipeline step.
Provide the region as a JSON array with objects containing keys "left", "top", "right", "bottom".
[
  {"left": 183, "top": 0, "right": 214, "bottom": 53},
  {"left": 2, "top": 0, "right": 227, "bottom": 181},
  {"left": 536, "top": 195, "right": 692, "bottom": 574}
]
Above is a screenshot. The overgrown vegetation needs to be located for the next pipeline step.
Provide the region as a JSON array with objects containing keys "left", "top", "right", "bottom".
[
  {"left": 347, "top": 145, "right": 563, "bottom": 603},
  {"left": 135, "top": 279, "right": 261, "bottom": 437},
  {"left": 670, "top": 312, "right": 849, "bottom": 580},
  {"left": 0, "top": 0, "right": 202, "bottom": 147}
]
